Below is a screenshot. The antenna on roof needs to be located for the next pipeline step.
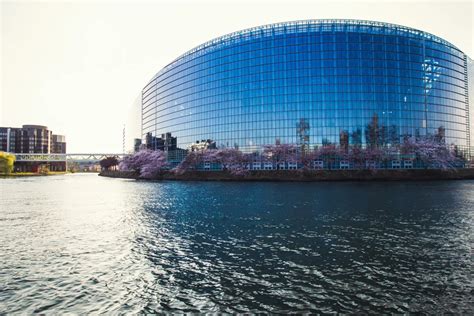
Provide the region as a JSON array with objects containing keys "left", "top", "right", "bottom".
[{"left": 122, "top": 125, "right": 126, "bottom": 154}]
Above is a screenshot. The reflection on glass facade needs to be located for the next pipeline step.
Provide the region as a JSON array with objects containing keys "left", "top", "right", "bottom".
[{"left": 142, "top": 20, "right": 471, "bottom": 153}]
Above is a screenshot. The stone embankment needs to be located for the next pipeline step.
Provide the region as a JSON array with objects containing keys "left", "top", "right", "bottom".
[
  {"left": 99, "top": 170, "right": 139, "bottom": 179},
  {"left": 99, "top": 169, "right": 474, "bottom": 181}
]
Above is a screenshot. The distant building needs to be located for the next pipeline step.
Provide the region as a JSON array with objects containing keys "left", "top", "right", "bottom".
[
  {"left": 1, "top": 125, "right": 50, "bottom": 153},
  {"left": 133, "top": 138, "right": 142, "bottom": 153},
  {"left": 145, "top": 132, "right": 177, "bottom": 152},
  {"left": 51, "top": 134, "right": 66, "bottom": 154},
  {"left": 0, "top": 124, "right": 67, "bottom": 171},
  {"left": 189, "top": 139, "right": 217, "bottom": 152}
]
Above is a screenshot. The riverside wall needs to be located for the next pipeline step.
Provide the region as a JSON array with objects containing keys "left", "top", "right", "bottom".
[{"left": 99, "top": 169, "right": 474, "bottom": 182}]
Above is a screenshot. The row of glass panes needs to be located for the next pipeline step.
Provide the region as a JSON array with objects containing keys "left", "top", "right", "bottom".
[
  {"left": 149, "top": 69, "right": 466, "bottom": 104},
  {"left": 148, "top": 101, "right": 468, "bottom": 122},
  {"left": 153, "top": 34, "right": 463, "bottom": 85},
  {"left": 158, "top": 128, "right": 468, "bottom": 142},
  {"left": 151, "top": 83, "right": 466, "bottom": 106},
  {"left": 166, "top": 21, "right": 463, "bottom": 66},
  {"left": 144, "top": 73, "right": 466, "bottom": 107},
  {"left": 145, "top": 100, "right": 467, "bottom": 126},
  {"left": 166, "top": 127, "right": 468, "bottom": 139},
  {"left": 159, "top": 33, "right": 463, "bottom": 85},
  {"left": 151, "top": 41, "right": 464, "bottom": 88},
  {"left": 148, "top": 64, "right": 465, "bottom": 100},
  {"left": 154, "top": 46, "right": 465, "bottom": 79},
  {"left": 150, "top": 82, "right": 465, "bottom": 103},
  {"left": 171, "top": 128, "right": 469, "bottom": 142},
  {"left": 145, "top": 109, "right": 461, "bottom": 127},
  {"left": 144, "top": 49, "right": 464, "bottom": 94},
  {"left": 156, "top": 118, "right": 466, "bottom": 133},
  {"left": 151, "top": 80, "right": 466, "bottom": 109},
  {"left": 143, "top": 113, "right": 466, "bottom": 132},
  {"left": 147, "top": 38, "right": 464, "bottom": 92},
  {"left": 153, "top": 94, "right": 466, "bottom": 116},
  {"left": 150, "top": 110, "right": 468, "bottom": 126},
  {"left": 161, "top": 131, "right": 467, "bottom": 147},
  {"left": 155, "top": 115, "right": 467, "bottom": 130},
  {"left": 152, "top": 126, "right": 467, "bottom": 138},
  {"left": 154, "top": 122, "right": 468, "bottom": 138},
  {"left": 157, "top": 61, "right": 465, "bottom": 86},
  {"left": 145, "top": 92, "right": 466, "bottom": 116},
  {"left": 147, "top": 108, "right": 467, "bottom": 131},
  {"left": 168, "top": 44, "right": 464, "bottom": 70},
  {"left": 153, "top": 109, "right": 467, "bottom": 122},
  {"left": 145, "top": 74, "right": 466, "bottom": 107},
  {"left": 156, "top": 112, "right": 466, "bottom": 132},
  {"left": 155, "top": 78, "right": 467, "bottom": 97},
  {"left": 144, "top": 126, "right": 468, "bottom": 142},
  {"left": 144, "top": 98, "right": 469, "bottom": 122},
  {"left": 149, "top": 53, "right": 464, "bottom": 94}
]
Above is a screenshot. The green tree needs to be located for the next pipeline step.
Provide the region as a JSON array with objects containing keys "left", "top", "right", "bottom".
[{"left": 0, "top": 152, "right": 16, "bottom": 174}]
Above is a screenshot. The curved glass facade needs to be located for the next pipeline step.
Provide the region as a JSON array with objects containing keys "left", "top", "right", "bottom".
[{"left": 142, "top": 19, "right": 470, "bottom": 153}]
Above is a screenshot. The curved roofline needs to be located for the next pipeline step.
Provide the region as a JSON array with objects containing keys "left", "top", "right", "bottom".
[
  {"left": 22, "top": 124, "right": 48, "bottom": 130},
  {"left": 148, "top": 19, "right": 464, "bottom": 86}
]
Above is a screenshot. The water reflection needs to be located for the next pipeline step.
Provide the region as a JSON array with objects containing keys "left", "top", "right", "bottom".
[{"left": 0, "top": 175, "right": 473, "bottom": 313}]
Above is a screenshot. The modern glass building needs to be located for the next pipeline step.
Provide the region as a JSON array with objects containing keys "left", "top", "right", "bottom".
[{"left": 141, "top": 19, "right": 472, "bottom": 156}]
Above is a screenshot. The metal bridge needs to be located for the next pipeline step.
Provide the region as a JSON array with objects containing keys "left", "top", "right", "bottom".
[{"left": 10, "top": 153, "right": 126, "bottom": 163}]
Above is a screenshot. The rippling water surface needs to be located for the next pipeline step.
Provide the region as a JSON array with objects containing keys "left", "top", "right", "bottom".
[{"left": 1, "top": 174, "right": 473, "bottom": 313}]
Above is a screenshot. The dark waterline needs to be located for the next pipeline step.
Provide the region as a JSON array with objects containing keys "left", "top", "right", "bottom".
[{"left": 0, "top": 174, "right": 473, "bottom": 313}]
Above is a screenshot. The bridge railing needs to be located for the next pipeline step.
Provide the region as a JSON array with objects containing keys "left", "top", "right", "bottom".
[
  {"left": 14, "top": 153, "right": 67, "bottom": 162},
  {"left": 5, "top": 153, "right": 125, "bottom": 162}
]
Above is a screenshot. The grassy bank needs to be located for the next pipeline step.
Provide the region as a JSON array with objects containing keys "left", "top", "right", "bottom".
[
  {"left": 99, "top": 168, "right": 474, "bottom": 182},
  {"left": 0, "top": 171, "right": 67, "bottom": 178}
]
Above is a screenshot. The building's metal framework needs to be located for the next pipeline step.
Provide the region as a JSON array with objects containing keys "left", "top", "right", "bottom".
[{"left": 149, "top": 19, "right": 463, "bottom": 83}]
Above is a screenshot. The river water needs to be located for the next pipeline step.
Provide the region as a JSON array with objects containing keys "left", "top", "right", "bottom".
[{"left": 0, "top": 174, "right": 473, "bottom": 313}]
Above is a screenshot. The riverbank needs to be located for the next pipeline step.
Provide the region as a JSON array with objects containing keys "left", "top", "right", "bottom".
[
  {"left": 99, "top": 168, "right": 474, "bottom": 181},
  {"left": 0, "top": 171, "right": 67, "bottom": 178}
]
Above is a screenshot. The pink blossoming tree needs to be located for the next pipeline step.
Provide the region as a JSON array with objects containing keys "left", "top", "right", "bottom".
[
  {"left": 173, "top": 148, "right": 252, "bottom": 176},
  {"left": 400, "top": 137, "right": 460, "bottom": 169},
  {"left": 119, "top": 137, "right": 464, "bottom": 178},
  {"left": 263, "top": 143, "right": 299, "bottom": 168},
  {"left": 172, "top": 151, "right": 203, "bottom": 175},
  {"left": 119, "top": 149, "right": 168, "bottom": 178}
]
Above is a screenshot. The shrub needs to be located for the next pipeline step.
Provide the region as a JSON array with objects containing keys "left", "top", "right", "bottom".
[{"left": 0, "top": 152, "right": 15, "bottom": 174}]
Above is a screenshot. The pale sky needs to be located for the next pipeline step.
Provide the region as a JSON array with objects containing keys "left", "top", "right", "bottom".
[{"left": 1, "top": 0, "right": 473, "bottom": 153}]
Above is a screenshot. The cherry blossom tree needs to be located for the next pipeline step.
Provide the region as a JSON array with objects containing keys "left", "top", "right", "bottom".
[
  {"left": 172, "top": 148, "right": 253, "bottom": 176},
  {"left": 100, "top": 156, "right": 119, "bottom": 171},
  {"left": 299, "top": 147, "right": 321, "bottom": 170},
  {"left": 119, "top": 149, "right": 168, "bottom": 178},
  {"left": 121, "top": 137, "right": 465, "bottom": 179},
  {"left": 263, "top": 143, "right": 300, "bottom": 169},
  {"left": 263, "top": 144, "right": 299, "bottom": 162},
  {"left": 172, "top": 151, "right": 203, "bottom": 175},
  {"left": 316, "top": 144, "right": 341, "bottom": 169},
  {"left": 363, "top": 146, "right": 388, "bottom": 169},
  {"left": 349, "top": 146, "right": 366, "bottom": 169},
  {"left": 400, "top": 136, "right": 460, "bottom": 169},
  {"left": 206, "top": 148, "right": 252, "bottom": 175}
]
